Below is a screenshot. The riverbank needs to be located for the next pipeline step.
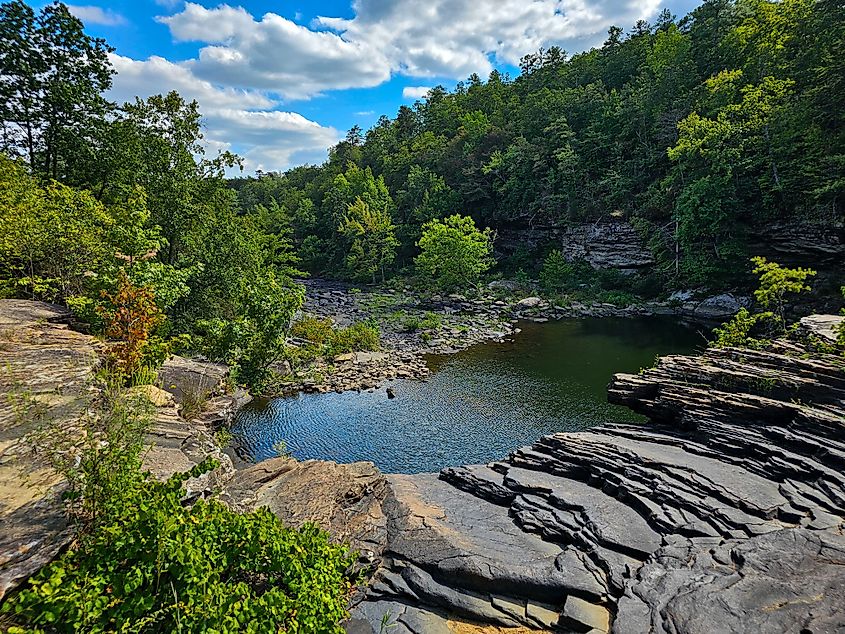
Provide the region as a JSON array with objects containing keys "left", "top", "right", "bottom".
[
  {"left": 276, "top": 279, "right": 748, "bottom": 396},
  {"left": 226, "top": 316, "right": 845, "bottom": 633},
  {"left": 2, "top": 298, "right": 843, "bottom": 632}
]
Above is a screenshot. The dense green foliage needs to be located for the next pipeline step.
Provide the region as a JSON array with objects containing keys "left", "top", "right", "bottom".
[
  {"left": 232, "top": 0, "right": 844, "bottom": 287},
  {"left": 0, "top": 1, "right": 303, "bottom": 389},
  {"left": 290, "top": 316, "right": 380, "bottom": 362},
  {"left": 4, "top": 388, "right": 353, "bottom": 633},
  {"left": 415, "top": 215, "right": 494, "bottom": 291},
  {"left": 713, "top": 257, "right": 816, "bottom": 347}
]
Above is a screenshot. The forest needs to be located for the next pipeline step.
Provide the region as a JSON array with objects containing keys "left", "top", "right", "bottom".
[
  {"left": 232, "top": 0, "right": 844, "bottom": 287},
  {"left": 1, "top": 0, "right": 843, "bottom": 389}
]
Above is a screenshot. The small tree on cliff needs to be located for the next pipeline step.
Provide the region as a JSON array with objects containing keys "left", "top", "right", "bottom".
[
  {"left": 713, "top": 257, "right": 816, "bottom": 347},
  {"left": 415, "top": 214, "right": 494, "bottom": 291}
]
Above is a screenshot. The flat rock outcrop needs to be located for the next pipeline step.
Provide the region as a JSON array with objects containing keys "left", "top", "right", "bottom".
[
  {"left": 0, "top": 303, "right": 240, "bottom": 599},
  {"left": 347, "top": 337, "right": 845, "bottom": 632},
  {"left": 0, "top": 300, "right": 98, "bottom": 600},
  {"left": 223, "top": 457, "right": 388, "bottom": 560}
]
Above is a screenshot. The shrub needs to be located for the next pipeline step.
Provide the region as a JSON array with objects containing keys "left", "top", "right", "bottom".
[
  {"left": 712, "top": 307, "right": 771, "bottom": 349},
  {"left": 419, "top": 311, "right": 442, "bottom": 331},
  {"left": 3, "top": 461, "right": 355, "bottom": 633},
  {"left": 328, "top": 321, "right": 380, "bottom": 356},
  {"left": 712, "top": 258, "right": 816, "bottom": 347},
  {"left": 199, "top": 271, "right": 304, "bottom": 390},
  {"left": 6, "top": 385, "right": 355, "bottom": 633},
  {"left": 291, "top": 316, "right": 335, "bottom": 346},
  {"left": 96, "top": 271, "right": 164, "bottom": 381},
  {"left": 539, "top": 250, "right": 574, "bottom": 294},
  {"left": 750, "top": 256, "right": 816, "bottom": 331}
]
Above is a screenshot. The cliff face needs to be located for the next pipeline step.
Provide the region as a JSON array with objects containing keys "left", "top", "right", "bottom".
[{"left": 497, "top": 221, "right": 655, "bottom": 271}]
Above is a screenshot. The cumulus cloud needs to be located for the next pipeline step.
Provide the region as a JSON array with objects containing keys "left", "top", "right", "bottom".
[
  {"left": 67, "top": 5, "right": 127, "bottom": 26},
  {"left": 157, "top": 3, "right": 390, "bottom": 100},
  {"left": 155, "top": 0, "right": 663, "bottom": 99},
  {"left": 108, "top": 54, "right": 340, "bottom": 173},
  {"left": 402, "top": 86, "right": 433, "bottom": 100}
]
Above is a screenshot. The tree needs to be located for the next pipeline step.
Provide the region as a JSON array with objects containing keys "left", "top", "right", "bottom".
[
  {"left": 198, "top": 269, "right": 304, "bottom": 389},
  {"left": 415, "top": 214, "right": 494, "bottom": 291},
  {"left": 339, "top": 197, "right": 398, "bottom": 283},
  {"left": 539, "top": 249, "right": 575, "bottom": 294},
  {"left": 750, "top": 256, "right": 815, "bottom": 330},
  {"left": 0, "top": 154, "right": 112, "bottom": 300},
  {"left": 0, "top": 0, "right": 114, "bottom": 179}
]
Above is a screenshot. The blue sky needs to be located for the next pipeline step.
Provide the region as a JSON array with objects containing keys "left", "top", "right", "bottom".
[{"left": 57, "top": 0, "right": 701, "bottom": 174}]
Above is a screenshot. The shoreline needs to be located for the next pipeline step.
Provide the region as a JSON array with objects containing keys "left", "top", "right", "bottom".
[{"left": 269, "top": 278, "right": 732, "bottom": 397}]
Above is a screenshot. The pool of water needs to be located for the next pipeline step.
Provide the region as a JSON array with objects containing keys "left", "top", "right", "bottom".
[{"left": 231, "top": 317, "right": 705, "bottom": 473}]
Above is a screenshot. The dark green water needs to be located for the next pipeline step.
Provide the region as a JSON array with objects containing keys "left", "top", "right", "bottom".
[{"left": 232, "top": 317, "right": 704, "bottom": 473}]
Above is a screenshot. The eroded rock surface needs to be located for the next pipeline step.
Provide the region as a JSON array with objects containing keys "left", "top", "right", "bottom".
[
  {"left": 0, "top": 303, "right": 241, "bottom": 598},
  {"left": 348, "top": 340, "right": 845, "bottom": 632},
  {"left": 0, "top": 300, "right": 98, "bottom": 600},
  {"left": 223, "top": 457, "right": 388, "bottom": 559}
]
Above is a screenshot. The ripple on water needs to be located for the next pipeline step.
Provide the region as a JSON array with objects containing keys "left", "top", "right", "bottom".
[{"left": 232, "top": 317, "right": 703, "bottom": 473}]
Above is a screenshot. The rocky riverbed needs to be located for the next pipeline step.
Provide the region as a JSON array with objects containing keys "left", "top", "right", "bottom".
[
  {"left": 281, "top": 279, "right": 752, "bottom": 396},
  {"left": 3, "top": 298, "right": 843, "bottom": 633}
]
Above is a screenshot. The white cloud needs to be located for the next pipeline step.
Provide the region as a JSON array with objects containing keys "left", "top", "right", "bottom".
[
  {"left": 157, "top": 3, "right": 390, "bottom": 100},
  {"left": 107, "top": 54, "right": 340, "bottom": 173},
  {"left": 402, "top": 86, "right": 433, "bottom": 100},
  {"left": 154, "top": 0, "right": 663, "bottom": 100},
  {"left": 67, "top": 5, "right": 127, "bottom": 26}
]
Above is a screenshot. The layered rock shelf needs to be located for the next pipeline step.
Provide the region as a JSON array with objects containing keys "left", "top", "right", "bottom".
[
  {"left": 3, "top": 297, "right": 844, "bottom": 632},
  {"left": 0, "top": 300, "right": 245, "bottom": 600},
  {"left": 332, "top": 337, "right": 844, "bottom": 632}
]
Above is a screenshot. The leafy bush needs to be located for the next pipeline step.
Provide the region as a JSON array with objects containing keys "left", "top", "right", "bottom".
[
  {"left": 6, "top": 384, "right": 355, "bottom": 633},
  {"left": 328, "top": 321, "right": 380, "bottom": 356},
  {"left": 3, "top": 460, "right": 354, "bottom": 633},
  {"left": 420, "top": 311, "right": 442, "bottom": 331},
  {"left": 712, "top": 307, "right": 771, "bottom": 349},
  {"left": 289, "top": 317, "right": 380, "bottom": 360},
  {"left": 539, "top": 250, "right": 574, "bottom": 294},
  {"left": 290, "top": 316, "right": 335, "bottom": 346},
  {"left": 750, "top": 256, "right": 816, "bottom": 331},
  {"left": 597, "top": 290, "right": 637, "bottom": 307},
  {"left": 96, "top": 271, "right": 164, "bottom": 381},
  {"left": 712, "top": 258, "right": 816, "bottom": 348}
]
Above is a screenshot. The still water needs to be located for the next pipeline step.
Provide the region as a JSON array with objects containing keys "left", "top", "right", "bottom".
[{"left": 232, "top": 317, "right": 704, "bottom": 473}]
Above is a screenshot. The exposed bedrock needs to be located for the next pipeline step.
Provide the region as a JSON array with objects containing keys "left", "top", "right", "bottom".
[
  {"left": 0, "top": 301, "right": 241, "bottom": 600},
  {"left": 340, "top": 335, "right": 845, "bottom": 633}
]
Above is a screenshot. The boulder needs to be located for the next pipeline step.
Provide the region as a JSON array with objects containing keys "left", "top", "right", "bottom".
[
  {"left": 222, "top": 458, "right": 388, "bottom": 558},
  {"left": 487, "top": 280, "right": 523, "bottom": 292},
  {"left": 799, "top": 313, "right": 844, "bottom": 344},
  {"left": 515, "top": 296, "right": 544, "bottom": 308},
  {"left": 692, "top": 293, "right": 752, "bottom": 320},
  {"left": 157, "top": 356, "right": 229, "bottom": 403}
]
